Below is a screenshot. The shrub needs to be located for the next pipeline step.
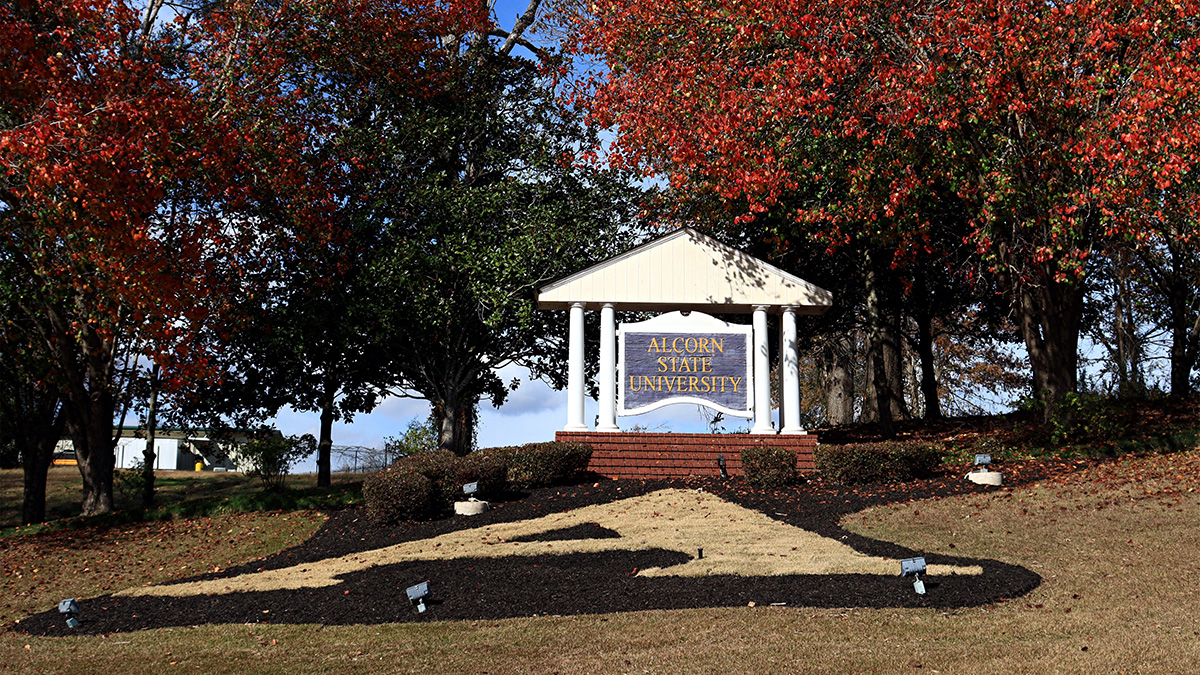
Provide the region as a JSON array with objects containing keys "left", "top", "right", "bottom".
[
  {"left": 114, "top": 459, "right": 147, "bottom": 503},
  {"left": 397, "top": 449, "right": 461, "bottom": 510},
  {"left": 454, "top": 452, "right": 509, "bottom": 499},
  {"left": 382, "top": 419, "right": 438, "bottom": 459},
  {"left": 815, "top": 441, "right": 942, "bottom": 485},
  {"left": 239, "top": 432, "right": 317, "bottom": 490},
  {"left": 740, "top": 446, "right": 798, "bottom": 489},
  {"left": 480, "top": 441, "right": 592, "bottom": 489},
  {"left": 363, "top": 465, "right": 435, "bottom": 524}
]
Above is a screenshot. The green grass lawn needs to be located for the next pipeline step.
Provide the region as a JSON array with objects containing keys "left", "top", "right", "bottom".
[
  {"left": 0, "top": 468, "right": 364, "bottom": 535},
  {"left": 3, "top": 451, "right": 1199, "bottom": 673},
  {"left": 2, "top": 405, "right": 1199, "bottom": 673}
]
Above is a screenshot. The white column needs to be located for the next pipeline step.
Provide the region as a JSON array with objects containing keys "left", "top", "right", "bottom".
[
  {"left": 565, "top": 302, "right": 588, "bottom": 431},
  {"left": 751, "top": 305, "right": 775, "bottom": 434},
  {"left": 597, "top": 303, "right": 619, "bottom": 432},
  {"left": 780, "top": 306, "right": 805, "bottom": 434}
]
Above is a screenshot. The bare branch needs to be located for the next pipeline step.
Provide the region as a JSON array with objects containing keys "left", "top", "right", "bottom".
[{"left": 497, "top": 0, "right": 542, "bottom": 58}]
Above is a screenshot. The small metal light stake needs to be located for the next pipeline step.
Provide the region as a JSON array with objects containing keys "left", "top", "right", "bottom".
[
  {"left": 716, "top": 455, "right": 729, "bottom": 479},
  {"left": 406, "top": 582, "right": 431, "bottom": 613},
  {"left": 463, "top": 482, "right": 479, "bottom": 497},
  {"left": 900, "top": 557, "right": 927, "bottom": 595},
  {"left": 58, "top": 598, "right": 80, "bottom": 628},
  {"left": 697, "top": 547, "right": 703, "bottom": 559},
  {"left": 974, "top": 454, "right": 992, "bottom": 467}
]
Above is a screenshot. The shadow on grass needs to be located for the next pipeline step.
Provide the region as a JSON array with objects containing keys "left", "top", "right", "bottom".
[{"left": 1, "top": 480, "right": 364, "bottom": 538}]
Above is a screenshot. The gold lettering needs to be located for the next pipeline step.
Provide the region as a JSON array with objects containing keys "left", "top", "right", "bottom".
[
  {"left": 713, "top": 338, "right": 724, "bottom": 354},
  {"left": 701, "top": 357, "right": 712, "bottom": 373},
  {"left": 730, "top": 377, "right": 742, "bottom": 393},
  {"left": 657, "top": 356, "right": 668, "bottom": 372},
  {"left": 672, "top": 337, "right": 684, "bottom": 353},
  {"left": 688, "top": 376, "right": 699, "bottom": 390},
  {"left": 629, "top": 376, "right": 641, "bottom": 392},
  {"left": 700, "top": 376, "right": 712, "bottom": 393},
  {"left": 647, "top": 337, "right": 659, "bottom": 353},
  {"left": 684, "top": 337, "right": 698, "bottom": 353},
  {"left": 639, "top": 375, "right": 655, "bottom": 392},
  {"left": 678, "top": 357, "right": 692, "bottom": 373}
]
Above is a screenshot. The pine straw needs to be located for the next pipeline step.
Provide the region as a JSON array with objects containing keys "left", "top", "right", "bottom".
[{"left": 120, "top": 489, "right": 979, "bottom": 597}]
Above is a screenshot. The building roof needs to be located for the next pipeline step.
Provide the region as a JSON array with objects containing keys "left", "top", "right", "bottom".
[{"left": 537, "top": 227, "right": 833, "bottom": 314}]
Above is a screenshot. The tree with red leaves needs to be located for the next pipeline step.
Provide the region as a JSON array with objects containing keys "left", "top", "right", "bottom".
[
  {"left": 570, "top": 0, "right": 1200, "bottom": 420},
  {"left": 0, "top": 0, "right": 229, "bottom": 515}
]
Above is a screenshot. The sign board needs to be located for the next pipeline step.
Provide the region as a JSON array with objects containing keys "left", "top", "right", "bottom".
[{"left": 619, "top": 312, "right": 753, "bottom": 417}]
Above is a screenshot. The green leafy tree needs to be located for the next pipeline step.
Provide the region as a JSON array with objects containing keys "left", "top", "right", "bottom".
[
  {"left": 373, "top": 48, "right": 642, "bottom": 454},
  {"left": 192, "top": 0, "right": 644, "bottom": 457}
]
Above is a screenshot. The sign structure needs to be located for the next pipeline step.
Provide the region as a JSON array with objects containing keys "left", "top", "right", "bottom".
[{"left": 619, "top": 312, "right": 753, "bottom": 417}]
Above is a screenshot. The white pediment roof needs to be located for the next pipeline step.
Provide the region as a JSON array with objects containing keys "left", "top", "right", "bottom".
[{"left": 538, "top": 228, "right": 833, "bottom": 314}]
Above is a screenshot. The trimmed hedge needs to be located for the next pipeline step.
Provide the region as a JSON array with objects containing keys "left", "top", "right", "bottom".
[
  {"left": 815, "top": 441, "right": 942, "bottom": 485},
  {"left": 362, "top": 441, "right": 592, "bottom": 524},
  {"left": 478, "top": 441, "right": 592, "bottom": 489},
  {"left": 453, "top": 452, "right": 509, "bottom": 498},
  {"left": 363, "top": 466, "right": 435, "bottom": 524},
  {"left": 740, "top": 445, "right": 798, "bottom": 489},
  {"left": 401, "top": 449, "right": 464, "bottom": 511}
]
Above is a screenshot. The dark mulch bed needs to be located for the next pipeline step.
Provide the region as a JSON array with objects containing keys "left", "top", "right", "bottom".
[{"left": 14, "top": 460, "right": 1069, "bottom": 636}]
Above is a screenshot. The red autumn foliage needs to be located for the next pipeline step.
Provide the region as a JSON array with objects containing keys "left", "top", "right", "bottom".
[
  {"left": 1, "top": 0, "right": 229, "bottom": 515},
  {"left": 568, "top": 0, "right": 1200, "bottom": 416}
]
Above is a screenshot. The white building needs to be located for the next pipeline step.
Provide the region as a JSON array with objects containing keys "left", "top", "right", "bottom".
[{"left": 55, "top": 427, "right": 258, "bottom": 472}]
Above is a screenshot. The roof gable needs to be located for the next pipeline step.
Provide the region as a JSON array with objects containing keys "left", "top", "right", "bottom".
[{"left": 538, "top": 228, "right": 833, "bottom": 314}]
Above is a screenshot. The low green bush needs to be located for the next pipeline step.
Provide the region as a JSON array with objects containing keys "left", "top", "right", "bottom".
[
  {"left": 362, "top": 465, "right": 435, "bottom": 524},
  {"left": 454, "top": 452, "right": 509, "bottom": 498},
  {"left": 362, "top": 442, "right": 590, "bottom": 525},
  {"left": 815, "top": 441, "right": 942, "bottom": 485},
  {"left": 740, "top": 446, "right": 798, "bottom": 489},
  {"left": 480, "top": 441, "right": 592, "bottom": 489},
  {"left": 400, "top": 449, "right": 461, "bottom": 509},
  {"left": 240, "top": 433, "right": 317, "bottom": 490}
]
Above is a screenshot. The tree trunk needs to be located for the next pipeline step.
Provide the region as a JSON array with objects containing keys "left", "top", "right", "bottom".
[
  {"left": 141, "top": 363, "right": 159, "bottom": 508},
  {"left": 45, "top": 306, "right": 119, "bottom": 516},
  {"left": 436, "top": 390, "right": 464, "bottom": 455},
  {"left": 72, "top": 415, "right": 117, "bottom": 516},
  {"left": 882, "top": 307, "right": 908, "bottom": 421},
  {"left": 824, "top": 333, "right": 856, "bottom": 425},
  {"left": 317, "top": 380, "right": 336, "bottom": 487},
  {"left": 21, "top": 409, "right": 65, "bottom": 525},
  {"left": 861, "top": 252, "right": 895, "bottom": 436},
  {"left": 1109, "top": 252, "right": 1146, "bottom": 398},
  {"left": 915, "top": 311, "right": 942, "bottom": 420},
  {"left": 434, "top": 384, "right": 478, "bottom": 456},
  {"left": 1010, "top": 267, "right": 1085, "bottom": 423},
  {"left": 1166, "top": 244, "right": 1200, "bottom": 397},
  {"left": 1169, "top": 293, "right": 1199, "bottom": 397}
]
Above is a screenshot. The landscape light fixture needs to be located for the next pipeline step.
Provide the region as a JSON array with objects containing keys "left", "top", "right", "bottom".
[
  {"left": 697, "top": 547, "right": 703, "bottom": 560},
  {"left": 463, "top": 482, "right": 479, "bottom": 497},
  {"left": 900, "top": 557, "right": 927, "bottom": 595},
  {"left": 58, "top": 598, "right": 80, "bottom": 628},
  {"left": 966, "top": 453, "right": 1003, "bottom": 485},
  {"left": 717, "top": 455, "right": 729, "bottom": 479},
  {"left": 406, "top": 581, "right": 431, "bottom": 613}
]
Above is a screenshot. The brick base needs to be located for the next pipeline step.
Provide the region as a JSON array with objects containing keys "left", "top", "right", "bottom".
[{"left": 556, "top": 431, "right": 817, "bottom": 480}]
